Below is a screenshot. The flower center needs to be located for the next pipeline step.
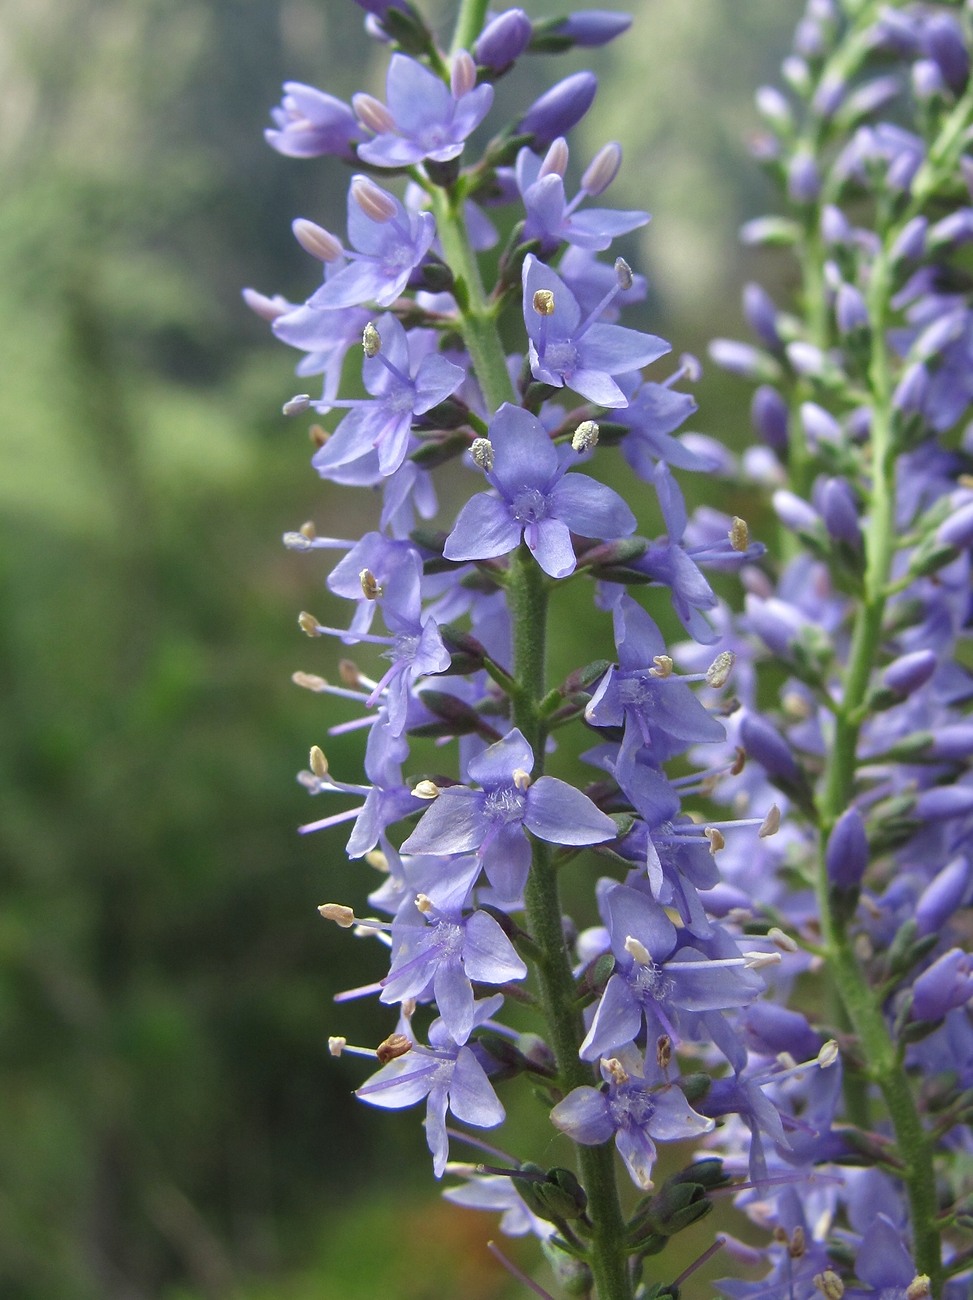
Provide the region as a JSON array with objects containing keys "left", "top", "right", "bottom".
[
  {"left": 633, "top": 961, "right": 673, "bottom": 1003},
  {"left": 483, "top": 786, "right": 527, "bottom": 824},
  {"left": 608, "top": 1084, "right": 655, "bottom": 1130},
  {"left": 543, "top": 339, "right": 578, "bottom": 377},
  {"left": 510, "top": 488, "right": 549, "bottom": 524}
]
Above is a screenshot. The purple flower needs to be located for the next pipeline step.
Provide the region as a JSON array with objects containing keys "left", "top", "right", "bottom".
[
  {"left": 514, "top": 144, "right": 648, "bottom": 257},
  {"left": 401, "top": 727, "right": 617, "bottom": 901},
  {"left": 523, "top": 255, "right": 669, "bottom": 407},
  {"left": 312, "top": 315, "right": 465, "bottom": 477},
  {"left": 356, "top": 996, "right": 506, "bottom": 1177},
  {"left": 310, "top": 178, "right": 436, "bottom": 311},
  {"left": 381, "top": 861, "right": 527, "bottom": 1044},
  {"left": 551, "top": 1053, "right": 713, "bottom": 1189},
  {"left": 265, "top": 82, "right": 361, "bottom": 160},
  {"left": 443, "top": 404, "right": 636, "bottom": 578},
  {"left": 356, "top": 54, "right": 494, "bottom": 168}
]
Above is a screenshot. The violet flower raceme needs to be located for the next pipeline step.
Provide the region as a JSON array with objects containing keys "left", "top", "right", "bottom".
[{"left": 257, "top": 1, "right": 973, "bottom": 1295}]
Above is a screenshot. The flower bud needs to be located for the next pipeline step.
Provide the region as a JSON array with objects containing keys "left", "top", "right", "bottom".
[
  {"left": 820, "top": 477, "right": 862, "bottom": 547},
  {"left": 751, "top": 385, "right": 789, "bottom": 451},
  {"left": 739, "top": 711, "right": 805, "bottom": 788},
  {"left": 924, "top": 14, "right": 969, "bottom": 93},
  {"left": 772, "top": 489, "right": 820, "bottom": 535},
  {"left": 882, "top": 649, "right": 936, "bottom": 696},
  {"left": 787, "top": 150, "right": 821, "bottom": 203},
  {"left": 450, "top": 49, "right": 477, "bottom": 99},
  {"left": 826, "top": 808, "right": 868, "bottom": 890},
  {"left": 916, "top": 856, "right": 972, "bottom": 936},
  {"left": 912, "top": 948, "right": 973, "bottom": 1021},
  {"left": 835, "top": 283, "right": 869, "bottom": 336},
  {"left": 519, "top": 71, "right": 598, "bottom": 147},
  {"left": 709, "top": 339, "right": 782, "bottom": 382},
  {"left": 742, "top": 283, "right": 782, "bottom": 349},
  {"left": 913, "top": 58, "right": 946, "bottom": 102},
  {"left": 820, "top": 204, "right": 852, "bottom": 245},
  {"left": 927, "top": 724, "right": 973, "bottom": 761},
  {"left": 352, "top": 91, "right": 396, "bottom": 134},
  {"left": 548, "top": 10, "right": 632, "bottom": 47},
  {"left": 915, "top": 785, "right": 973, "bottom": 820},
  {"left": 755, "top": 85, "right": 793, "bottom": 131},
  {"left": 242, "top": 287, "right": 289, "bottom": 322},
  {"left": 800, "top": 402, "right": 842, "bottom": 448},
  {"left": 474, "top": 8, "right": 532, "bottom": 70}
]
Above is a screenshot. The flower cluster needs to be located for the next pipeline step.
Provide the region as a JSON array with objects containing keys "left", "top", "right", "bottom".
[{"left": 248, "top": 1, "right": 973, "bottom": 1297}]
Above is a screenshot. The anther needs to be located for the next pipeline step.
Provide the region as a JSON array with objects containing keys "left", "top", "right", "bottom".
[
  {"left": 339, "top": 659, "right": 362, "bottom": 687},
  {"left": 758, "top": 804, "right": 781, "bottom": 838},
  {"left": 624, "top": 935, "right": 651, "bottom": 965},
  {"left": 415, "top": 893, "right": 433, "bottom": 914},
  {"left": 328, "top": 1036, "right": 347, "bottom": 1055},
  {"left": 300, "top": 521, "right": 316, "bottom": 539},
  {"left": 767, "top": 926, "right": 798, "bottom": 953},
  {"left": 532, "top": 288, "right": 555, "bottom": 316},
  {"left": 743, "top": 950, "right": 782, "bottom": 970},
  {"left": 539, "top": 136, "right": 569, "bottom": 179},
  {"left": 299, "top": 611, "right": 322, "bottom": 636},
  {"left": 283, "top": 393, "right": 311, "bottom": 416},
  {"left": 656, "top": 1034, "right": 672, "bottom": 1070},
  {"left": 360, "top": 568, "right": 382, "bottom": 600},
  {"left": 365, "top": 849, "right": 389, "bottom": 872},
  {"left": 817, "top": 1039, "right": 839, "bottom": 1068},
  {"left": 906, "top": 1278, "right": 931, "bottom": 1299},
  {"left": 614, "top": 257, "right": 633, "bottom": 290},
  {"left": 572, "top": 420, "right": 599, "bottom": 452},
  {"left": 704, "top": 827, "right": 726, "bottom": 854},
  {"left": 362, "top": 322, "right": 382, "bottom": 358},
  {"left": 471, "top": 437, "right": 495, "bottom": 471},
  {"left": 309, "top": 745, "right": 329, "bottom": 777},
  {"left": 376, "top": 1032, "right": 413, "bottom": 1065},
  {"left": 788, "top": 1226, "right": 806, "bottom": 1260},
  {"left": 291, "top": 671, "right": 328, "bottom": 692},
  {"left": 412, "top": 779, "right": 441, "bottom": 800},
  {"left": 292, "top": 218, "right": 343, "bottom": 263},
  {"left": 649, "top": 655, "right": 674, "bottom": 678},
  {"left": 512, "top": 768, "right": 531, "bottom": 791},
  {"left": 602, "top": 1057, "right": 629, "bottom": 1085},
  {"left": 730, "top": 517, "right": 750, "bottom": 551},
  {"left": 309, "top": 424, "right": 328, "bottom": 448},
  {"left": 581, "top": 142, "right": 622, "bottom": 196},
  {"left": 813, "top": 1270, "right": 845, "bottom": 1298},
  {"left": 351, "top": 176, "right": 398, "bottom": 223},
  {"left": 706, "top": 651, "right": 735, "bottom": 688},
  {"left": 730, "top": 747, "right": 746, "bottom": 776},
  {"left": 451, "top": 49, "right": 477, "bottom": 98},
  {"left": 319, "top": 903, "right": 356, "bottom": 928},
  {"left": 353, "top": 92, "right": 395, "bottom": 135}
]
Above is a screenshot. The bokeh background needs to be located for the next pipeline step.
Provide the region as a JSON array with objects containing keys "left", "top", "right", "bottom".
[{"left": 0, "top": 1, "right": 798, "bottom": 1296}]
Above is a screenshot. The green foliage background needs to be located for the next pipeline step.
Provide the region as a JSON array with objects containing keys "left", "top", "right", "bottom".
[{"left": 0, "top": 1, "right": 795, "bottom": 1295}]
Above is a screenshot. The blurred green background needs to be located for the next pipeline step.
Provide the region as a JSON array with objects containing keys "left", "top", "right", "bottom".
[{"left": 0, "top": 1, "right": 796, "bottom": 1295}]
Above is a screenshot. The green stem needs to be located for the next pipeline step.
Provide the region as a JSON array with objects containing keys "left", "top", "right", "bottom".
[
  {"left": 432, "top": 187, "right": 516, "bottom": 413},
  {"left": 508, "top": 549, "right": 633, "bottom": 1300},
  {"left": 815, "top": 245, "right": 943, "bottom": 1293},
  {"left": 450, "top": 0, "right": 490, "bottom": 56}
]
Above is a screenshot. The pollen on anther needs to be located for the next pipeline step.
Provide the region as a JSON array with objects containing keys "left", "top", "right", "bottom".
[{"left": 532, "top": 288, "right": 555, "bottom": 316}]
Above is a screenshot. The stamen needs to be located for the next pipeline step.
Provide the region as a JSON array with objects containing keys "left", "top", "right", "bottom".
[
  {"left": 539, "top": 136, "right": 569, "bottom": 178},
  {"left": 319, "top": 903, "right": 356, "bottom": 928},
  {"left": 532, "top": 289, "right": 555, "bottom": 316},
  {"left": 412, "top": 779, "right": 440, "bottom": 799},
  {"left": 813, "top": 1270, "right": 845, "bottom": 1298},
  {"left": 351, "top": 176, "right": 397, "bottom": 223},
  {"left": 758, "top": 804, "right": 781, "bottom": 837},
  {"left": 283, "top": 393, "right": 312, "bottom": 416},
  {"left": 767, "top": 926, "right": 798, "bottom": 953},
  {"left": 292, "top": 671, "right": 329, "bottom": 692},
  {"left": 470, "top": 437, "right": 494, "bottom": 471},
  {"left": 512, "top": 768, "right": 532, "bottom": 791},
  {"left": 704, "top": 827, "right": 726, "bottom": 854},
  {"left": 486, "top": 1242, "right": 557, "bottom": 1300},
  {"left": 353, "top": 92, "right": 395, "bottom": 135},
  {"left": 376, "top": 1032, "right": 412, "bottom": 1064},
  {"left": 362, "top": 322, "right": 382, "bottom": 358},
  {"left": 451, "top": 49, "right": 477, "bottom": 98},
  {"left": 624, "top": 935, "right": 651, "bottom": 965},
  {"left": 602, "top": 1056, "right": 630, "bottom": 1085},
  {"left": 707, "top": 651, "right": 735, "bottom": 687},
  {"left": 292, "top": 218, "right": 343, "bottom": 263},
  {"left": 649, "top": 655, "right": 674, "bottom": 678},
  {"left": 671, "top": 1237, "right": 727, "bottom": 1289},
  {"left": 572, "top": 419, "right": 599, "bottom": 452},
  {"left": 309, "top": 745, "right": 329, "bottom": 777},
  {"left": 360, "top": 568, "right": 382, "bottom": 600}
]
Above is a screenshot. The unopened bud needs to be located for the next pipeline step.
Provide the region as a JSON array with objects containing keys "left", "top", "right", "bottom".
[
  {"left": 533, "top": 288, "right": 555, "bottom": 316},
  {"left": 360, "top": 568, "right": 382, "bottom": 599},
  {"left": 292, "top": 218, "right": 343, "bottom": 263},
  {"left": 353, "top": 92, "right": 395, "bottom": 134},
  {"left": 614, "top": 256, "right": 633, "bottom": 290},
  {"left": 319, "top": 903, "right": 356, "bottom": 928},
  {"left": 729, "top": 517, "right": 750, "bottom": 551},
  {"left": 309, "top": 745, "right": 329, "bottom": 777},
  {"left": 298, "top": 611, "right": 321, "bottom": 636},
  {"left": 758, "top": 804, "right": 781, "bottom": 838},
  {"left": 572, "top": 420, "right": 599, "bottom": 452},
  {"left": 362, "top": 322, "right": 382, "bottom": 357},
  {"left": 291, "top": 671, "right": 328, "bottom": 692},
  {"left": 470, "top": 437, "right": 494, "bottom": 471},
  {"left": 581, "top": 141, "right": 622, "bottom": 196},
  {"left": 376, "top": 1033, "right": 412, "bottom": 1065},
  {"left": 351, "top": 175, "right": 397, "bottom": 223},
  {"left": 283, "top": 393, "right": 312, "bottom": 416},
  {"left": 706, "top": 651, "right": 735, "bottom": 688},
  {"left": 704, "top": 827, "right": 726, "bottom": 854},
  {"left": 624, "top": 935, "right": 651, "bottom": 965},
  {"left": 650, "top": 655, "right": 673, "bottom": 678},
  {"left": 412, "top": 779, "right": 440, "bottom": 800}
]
